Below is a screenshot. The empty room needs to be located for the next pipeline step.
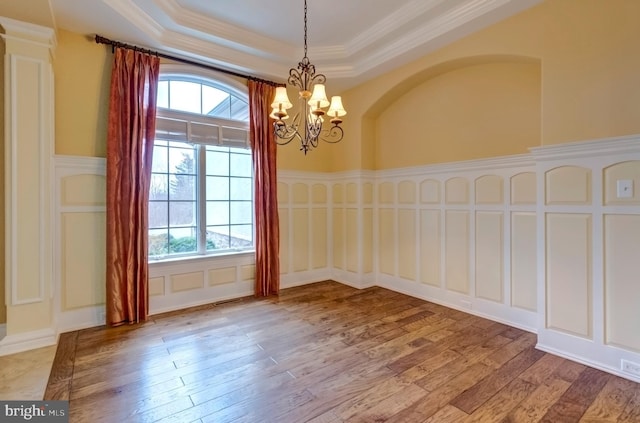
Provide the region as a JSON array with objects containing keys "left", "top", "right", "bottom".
[{"left": 0, "top": 0, "right": 639, "bottom": 421}]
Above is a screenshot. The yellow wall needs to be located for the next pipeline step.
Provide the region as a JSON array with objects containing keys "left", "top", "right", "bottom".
[
  {"left": 333, "top": 0, "right": 640, "bottom": 171},
  {"left": 376, "top": 61, "right": 540, "bottom": 169},
  {"left": 54, "top": 30, "right": 110, "bottom": 157},
  {"left": 53, "top": 30, "right": 330, "bottom": 171}
]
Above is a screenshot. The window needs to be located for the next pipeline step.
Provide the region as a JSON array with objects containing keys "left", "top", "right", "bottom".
[{"left": 148, "top": 67, "right": 253, "bottom": 260}]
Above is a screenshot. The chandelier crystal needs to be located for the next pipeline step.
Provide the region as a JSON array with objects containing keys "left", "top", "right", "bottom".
[{"left": 270, "top": 0, "right": 346, "bottom": 155}]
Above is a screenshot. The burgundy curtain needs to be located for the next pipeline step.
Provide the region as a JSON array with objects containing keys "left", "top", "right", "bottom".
[
  {"left": 106, "top": 48, "right": 160, "bottom": 326},
  {"left": 248, "top": 80, "right": 280, "bottom": 296}
]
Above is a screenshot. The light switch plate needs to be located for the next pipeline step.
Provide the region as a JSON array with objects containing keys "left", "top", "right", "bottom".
[{"left": 617, "top": 180, "right": 633, "bottom": 198}]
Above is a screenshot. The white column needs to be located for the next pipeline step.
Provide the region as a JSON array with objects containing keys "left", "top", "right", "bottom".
[{"left": 0, "top": 17, "right": 56, "bottom": 354}]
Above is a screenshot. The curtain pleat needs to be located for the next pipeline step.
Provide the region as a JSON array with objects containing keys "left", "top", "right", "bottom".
[
  {"left": 248, "top": 81, "right": 280, "bottom": 297},
  {"left": 106, "top": 48, "right": 160, "bottom": 326}
]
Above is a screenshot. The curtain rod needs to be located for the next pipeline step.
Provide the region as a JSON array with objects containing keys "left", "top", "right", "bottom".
[{"left": 94, "top": 34, "right": 282, "bottom": 87}]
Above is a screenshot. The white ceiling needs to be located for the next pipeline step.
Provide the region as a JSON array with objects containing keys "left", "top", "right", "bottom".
[{"left": 46, "top": 0, "right": 541, "bottom": 89}]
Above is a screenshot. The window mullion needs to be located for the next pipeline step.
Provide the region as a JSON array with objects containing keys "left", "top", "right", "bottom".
[{"left": 197, "top": 145, "right": 207, "bottom": 254}]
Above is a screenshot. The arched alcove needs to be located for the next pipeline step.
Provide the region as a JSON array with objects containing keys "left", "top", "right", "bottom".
[{"left": 360, "top": 55, "right": 542, "bottom": 170}]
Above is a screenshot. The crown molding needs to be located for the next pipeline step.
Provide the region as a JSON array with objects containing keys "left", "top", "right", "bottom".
[
  {"left": 103, "top": 0, "right": 164, "bottom": 39},
  {"left": 98, "top": 0, "right": 542, "bottom": 83},
  {"left": 156, "top": 0, "right": 293, "bottom": 58},
  {"left": 345, "top": 0, "right": 446, "bottom": 57}
]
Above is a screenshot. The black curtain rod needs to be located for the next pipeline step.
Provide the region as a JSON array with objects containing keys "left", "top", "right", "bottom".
[{"left": 94, "top": 34, "right": 282, "bottom": 87}]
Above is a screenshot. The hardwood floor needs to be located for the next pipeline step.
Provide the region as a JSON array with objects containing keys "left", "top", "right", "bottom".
[{"left": 44, "top": 281, "right": 640, "bottom": 422}]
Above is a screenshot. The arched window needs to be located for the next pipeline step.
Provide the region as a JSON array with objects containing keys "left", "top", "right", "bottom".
[{"left": 149, "top": 65, "right": 252, "bottom": 259}]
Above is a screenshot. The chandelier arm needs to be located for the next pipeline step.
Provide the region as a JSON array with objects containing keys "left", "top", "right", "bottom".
[{"left": 319, "top": 125, "right": 344, "bottom": 144}]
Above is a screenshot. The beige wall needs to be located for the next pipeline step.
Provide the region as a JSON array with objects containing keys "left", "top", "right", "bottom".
[{"left": 333, "top": 0, "right": 640, "bottom": 171}]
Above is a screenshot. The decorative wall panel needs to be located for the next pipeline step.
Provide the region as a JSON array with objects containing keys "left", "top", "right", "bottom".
[
  {"left": 545, "top": 213, "right": 591, "bottom": 337},
  {"left": 475, "top": 211, "right": 503, "bottom": 302}
]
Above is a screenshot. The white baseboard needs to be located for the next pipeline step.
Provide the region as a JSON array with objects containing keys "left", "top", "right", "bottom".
[
  {"left": 0, "top": 328, "right": 57, "bottom": 357},
  {"left": 536, "top": 342, "right": 640, "bottom": 384},
  {"left": 280, "top": 269, "right": 332, "bottom": 289},
  {"left": 57, "top": 306, "right": 106, "bottom": 333},
  {"left": 376, "top": 275, "right": 537, "bottom": 334},
  {"left": 331, "top": 270, "right": 376, "bottom": 290}
]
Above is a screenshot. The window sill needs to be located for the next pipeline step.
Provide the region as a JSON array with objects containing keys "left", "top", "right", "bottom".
[{"left": 149, "top": 250, "right": 255, "bottom": 267}]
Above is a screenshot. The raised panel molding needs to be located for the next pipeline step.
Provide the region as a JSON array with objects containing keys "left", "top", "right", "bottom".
[
  {"left": 545, "top": 166, "right": 592, "bottom": 205},
  {"left": 511, "top": 172, "right": 536, "bottom": 205},
  {"left": 398, "top": 181, "right": 416, "bottom": 204},
  {"left": 604, "top": 214, "right": 640, "bottom": 352},
  {"left": 545, "top": 213, "right": 592, "bottom": 338},
  {"left": 445, "top": 177, "right": 469, "bottom": 204},
  {"left": 420, "top": 179, "right": 441, "bottom": 204},
  {"left": 475, "top": 175, "right": 503, "bottom": 204}
]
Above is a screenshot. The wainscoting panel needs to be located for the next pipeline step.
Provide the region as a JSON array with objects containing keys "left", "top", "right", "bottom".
[
  {"left": 475, "top": 211, "right": 503, "bottom": 302},
  {"left": 374, "top": 154, "right": 537, "bottom": 334},
  {"left": 445, "top": 211, "right": 470, "bottom": 295},
  {"left": 49, "top": 136, "right": 640, "bottom": 385},
  {"left": 545, "top": 213, "right": 592, "bottom": 338},
  {"left": 604, "top": 214, "right": 640, "bottom": 352},
  {"left": 533, "top": 135, "right": 640, "bottom": 384},
  {"left": 420, "top": 210, "right": 441, "bottom": 287},
  {"left": 511, "top": 212, "right": 537, "bottom": 311}
]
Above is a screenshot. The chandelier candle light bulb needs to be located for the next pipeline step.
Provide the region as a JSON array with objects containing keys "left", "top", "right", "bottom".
[{"left": 270, "top": 0, "right": 346, "bottom": 154}]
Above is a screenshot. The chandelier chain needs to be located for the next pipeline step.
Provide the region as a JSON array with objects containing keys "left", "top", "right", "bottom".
[{"left": 303, "top": 0, "right": 308, "bottom": 58}]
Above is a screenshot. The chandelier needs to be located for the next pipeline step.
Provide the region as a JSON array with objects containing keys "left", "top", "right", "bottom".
[{"left": 270, "top": 0, "right": 347, "bottom": 155}]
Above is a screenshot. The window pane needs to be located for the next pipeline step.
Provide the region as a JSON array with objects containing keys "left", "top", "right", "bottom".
[
  {"left": 230, "top": 152, "right": 252, "bottom": 177},
  {"left": 169, "top": 148, "right": 196, "bottom": 174},
  {"left": 150, "top": 73, "right": 254, "bottom": 259},
  {"left": 169, "top": 227, "right": 197, "bottom": 254},
  {"left": 170, "top": 175, "right": 196, "bottom": 201},
  {"left": 169, "top": 80, "right": 202, "bottom": 114},
  {"left": 150, "top": 174, "right": 168, "bottom": 200},
  {"left": 149, "top": 228, "right": 169, "bottom": 257},
  {"left": 206, "top": 226, "right": 229, "bottom": 250},
  {"left": 169, "top": 201, "right": 196, "bottom": 226},
  {"left": 152, "top": 145, "right": 168, "bottom": 173},
  {"left": 230, "top": 224, "right": 253, "bottom": 246},
  {"left": 230, "top": 201, "right": 252, "bottom": 225},
  {"left": 230, "top": 96, "right": 249, "bottom": 121},
  {"left": 207, "top": 201, "right": 229, "bottom": 226},
  {"left": 149, "top": 201, "right": 168, "bottom": 228},
  {"left": 157, "top": 81, "right": 169, "bottom": 109},
  {"left": 206, "top": 176, "right": 229, "bottom": 201},
  {"left": 202, "top": 85, "right": 230, "bottom": 117},
  {"left": 230, "top": 177, "right": 251, "bottom": 201},
  {"left": 206, "top": 151, "right": 229, "bottom": 175}
]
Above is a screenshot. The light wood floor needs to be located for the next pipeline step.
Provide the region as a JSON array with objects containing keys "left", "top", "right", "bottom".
[{"left": 45, "top": 281, "right": 640, "bottom": 422}]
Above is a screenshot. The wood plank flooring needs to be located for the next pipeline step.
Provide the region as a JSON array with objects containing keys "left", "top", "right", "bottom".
[{"left": 44, "top": 281, "right": 640, "bottom": 422}]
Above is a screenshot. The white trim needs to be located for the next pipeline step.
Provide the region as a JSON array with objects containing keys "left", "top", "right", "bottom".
[
  {"left": 0, "top": 328, "right": 57, "bottom": 357},
  {"left": 530, "top": 134, "right": 640, "bottom": 161},
  {"left": 376, "top": 153, "right": 534, "bottom": 179},
  {"left": 57, "top": 306, "right": 106, "bottom": 333},
  {"left": 54, "top": 155, "right": 106, "bottom": 173},
  {"left": 0, "top": 17, "right": 57, "bottom": 54}
]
